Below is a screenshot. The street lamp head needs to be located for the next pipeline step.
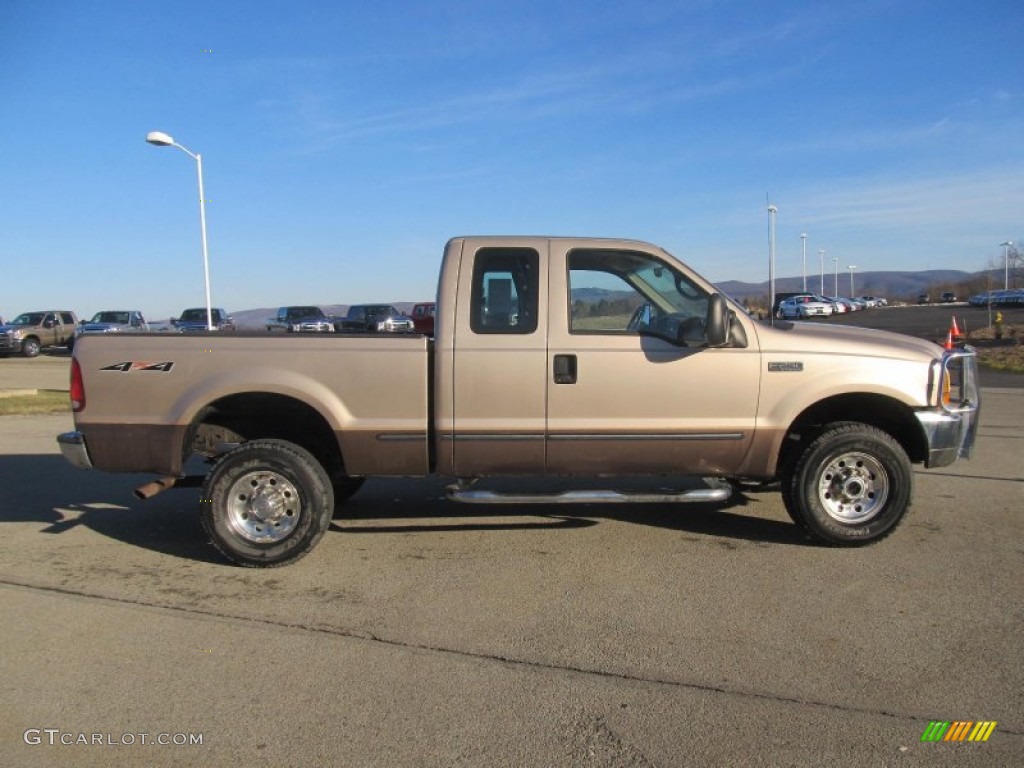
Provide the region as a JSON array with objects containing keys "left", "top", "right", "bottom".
[
  {"left": 767, "top": 205, "right": 777, "bottom": 213},
  {"left": 1000, "top": 241, "right": 1013, "bottom": 247},
  {"left": 146, "top": 131, "right": 175, "bottom": 146}
]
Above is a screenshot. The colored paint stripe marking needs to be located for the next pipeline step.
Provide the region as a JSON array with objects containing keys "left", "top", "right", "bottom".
[
  {"left": 968, "top": 722, "right": 997, "bottom": 742},
  {"left": 921, "top": 721, "right": 949, "bottom": 741}
]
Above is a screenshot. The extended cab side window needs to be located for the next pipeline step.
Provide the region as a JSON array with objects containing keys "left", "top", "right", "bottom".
[
  {"left": 567, "top": 249, "right": 709, "bottom": 342},
  {"left": 60, "top": 312, "right": 75, "bottom": 324},
  {"left": 470, "top": 248, "right": 539, "bottom": 335}
]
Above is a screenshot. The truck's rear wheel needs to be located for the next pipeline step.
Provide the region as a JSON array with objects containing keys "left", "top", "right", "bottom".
[
  {"left": 200, "top": 439, "right": 334, "bottom": 567},
  {"left": 782, "top": 422, "right": 912, "bottom": 545}
]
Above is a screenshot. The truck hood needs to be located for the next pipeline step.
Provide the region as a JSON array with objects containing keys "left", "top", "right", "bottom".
[
  {"left": 758, "top": 321, "right": 943, "bottom": 363},
  {"left": 80, "top": 323, "right": 129, "bottom": 333}
]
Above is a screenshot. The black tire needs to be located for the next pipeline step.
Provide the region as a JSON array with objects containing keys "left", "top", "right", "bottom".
[
  {"left": 782, "top": 422, "right": 912, "bottom": 545},
  {"left": 65, "top": 335, "right": 75, "bottom": 351},
  {"left": 21, "top": 337, "right": 41, "bottom": 358},
  {"left": 200, "top": 439, "right": 334, "bottom": 567}
]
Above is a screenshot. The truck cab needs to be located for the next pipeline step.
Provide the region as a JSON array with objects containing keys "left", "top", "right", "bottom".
[{"left": 435, "top": 238, "right": 756, "bottom": 477}]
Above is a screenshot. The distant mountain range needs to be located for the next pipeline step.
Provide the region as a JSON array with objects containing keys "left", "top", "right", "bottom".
[{"left": 716, "top": 269, "right": 975, "bottom": 301}]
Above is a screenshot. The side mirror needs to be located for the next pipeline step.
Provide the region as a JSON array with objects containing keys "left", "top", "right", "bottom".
[
  {"left": 705, "top": 294, "right": 729, "bottom": 347},
  {"left": 44, "top": 319, "right": 55, "bottom": 329}
]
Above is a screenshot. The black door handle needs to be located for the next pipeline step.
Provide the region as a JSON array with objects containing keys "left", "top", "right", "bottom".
[{"left": 553, "top": 354, "right": 577, "bottom": 384}]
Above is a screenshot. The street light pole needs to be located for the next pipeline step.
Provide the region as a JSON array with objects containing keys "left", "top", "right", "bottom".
[
  {"left": 818, "top": 249, "right": 825, "bottom": 295},
  {"left": 832, "top": 255, "right": 839, "bottom": 297},
  {"left": 146, "top": 131, "right": 214, "bottom": 331},
  {"left": 1000, "top": 241, "right": 1014, "bottom": 291},
  {"left": 768, "top": 204, "right": 778, "bottom": 325},
  {"left": 801, "top": 233, "right": 807, "bottom": 292},
  {"left": 848, "top": 265, "right": 857, "bottom": 297}
]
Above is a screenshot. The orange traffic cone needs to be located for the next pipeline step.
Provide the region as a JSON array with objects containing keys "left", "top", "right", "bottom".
[
  {"left": 944, "top": 329, "right": 954, "bottom": 351},
  {"left": 949, "top": 316, "right": 965, "bottom": 347}
]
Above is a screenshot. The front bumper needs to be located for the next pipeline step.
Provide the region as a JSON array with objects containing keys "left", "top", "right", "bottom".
[
  {"left": 57, "top": 431, "right": 93, "bottom": 470},
  {"left": 915, "top": 348, "right": 981, "bottom": 468},
  {"left": 0, "top": 334, "right": 23, "bottom": 353}
]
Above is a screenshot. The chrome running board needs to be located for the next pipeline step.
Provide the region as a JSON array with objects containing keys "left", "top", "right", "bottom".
[{"left": 447, "top": 478, "right": 732, "bottom": 505}]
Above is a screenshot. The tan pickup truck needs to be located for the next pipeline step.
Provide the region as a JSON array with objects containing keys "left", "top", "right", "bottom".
[{"left": 58, "top": 237, "right": 980, "bottom": 567}]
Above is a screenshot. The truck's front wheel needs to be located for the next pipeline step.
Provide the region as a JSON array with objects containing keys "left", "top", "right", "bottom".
[
  {"left": 782, "top": 423, "right": 912, "bottom": 545},
  {"left": 21, "top": 337, "right": 41, "bottom": 358},
  {"left": 200, "top": 439, "right": 334, "bottom": 567}
]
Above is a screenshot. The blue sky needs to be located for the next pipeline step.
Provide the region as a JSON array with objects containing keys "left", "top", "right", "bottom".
[{"left": 2, "top": 0, "right": 1022, "bottom": 320}]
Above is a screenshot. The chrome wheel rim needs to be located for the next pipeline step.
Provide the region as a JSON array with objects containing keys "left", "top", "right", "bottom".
[
  {"left": 817, "top": 451, "right": 888, "bottom": 524},
  {"left": 226, "top": 470, "right": 301, "bottom": 543}
]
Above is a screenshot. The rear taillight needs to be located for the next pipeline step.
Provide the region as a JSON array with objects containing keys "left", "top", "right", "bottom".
[{"left": 70, "top": 357, "right": 85, "bottom": 412}]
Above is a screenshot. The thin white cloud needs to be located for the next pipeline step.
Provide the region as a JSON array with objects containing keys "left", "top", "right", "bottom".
[{"left": 791, "top": 169, "right": 1024, "bottom": 234}]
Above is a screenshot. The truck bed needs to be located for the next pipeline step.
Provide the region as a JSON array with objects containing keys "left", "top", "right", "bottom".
[{"left": 72, "top": 332, "right": 431, "bottom": 476}]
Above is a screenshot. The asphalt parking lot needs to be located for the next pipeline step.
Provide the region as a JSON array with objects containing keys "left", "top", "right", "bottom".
[{"left": 1, "top": 317, "right": 1022, "bottom": 766}]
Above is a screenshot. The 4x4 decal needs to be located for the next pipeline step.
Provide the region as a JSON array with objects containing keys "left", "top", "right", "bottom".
[{"left": 100, "top": 361, "right": 174, "bottom": 372}]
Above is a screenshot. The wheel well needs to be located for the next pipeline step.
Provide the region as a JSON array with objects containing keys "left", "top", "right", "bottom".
[
  {"left": 188, "top": 393, "right": 343, "bottom": 476},
  {"left": 777, "top": 393, "right": 927, "bottom": 476}
]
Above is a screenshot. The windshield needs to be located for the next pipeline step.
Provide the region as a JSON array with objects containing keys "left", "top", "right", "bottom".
[
  {"left": 91, "top": 311, "right": 130, "bottom": 324},
  {"left": 289, "top": 306, "right": 324, "bottom": 318},
  {"left": 12, "top": 313, "right": 45, "bottom": 326},
  {"left": 179, "top": 309, "right": 213, "bottom": 322}
]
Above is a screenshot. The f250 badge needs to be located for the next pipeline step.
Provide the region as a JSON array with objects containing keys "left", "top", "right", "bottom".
[
  {"left": 768, "top": 362, "right": 804, "bottom": 372},
  {"left": 100, "top": 361, "right": 174, "bottom": 372}
]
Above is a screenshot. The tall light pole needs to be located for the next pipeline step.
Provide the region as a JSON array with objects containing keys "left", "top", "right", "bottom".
[
  {"left": 801, "top": 233, "right": 808, "bottom": 292},
  {"left": 848, "top": 265, "right": 857, "bottom": 297},
  {"left": 768, "top": 204, "right": 778, "bottom": 324},
  {"left": 818, "top": 249, "right": 825, "bottom": 295},
  {"left": 1000, "top": 241, "right": 1014, "bottom": 290},
  {"left": 146, "top": 131, "right": 214, "bottom": 331},
  {"left": 832, "top": 255, "right": 839, "bottom": 297}
]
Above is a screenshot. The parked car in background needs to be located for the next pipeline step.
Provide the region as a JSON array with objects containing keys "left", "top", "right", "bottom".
[
  {"left": 0, "top": 310, "right": 78, "bottom": 357},
  {"left": 173, "top": 307, "right": 235, "bottom": 332},
  {"left": 411, "top": 302, "right": 436, "bottom": 334},
  {"left": 967, "top": 289, "right": 1024, "bottom": 307},
  {"left": 267, "top": 306, "right": 335, "bottom": 333},
  {"left": 778, "top": 295, "right": 832, "bottom": 319},
  {"left": 917, "top": 294, "right": 931, "bottom": 305},
  {"left": 822, "top": 297, "right": 851, "bottom": 313},
  {"left": 78, "top": 310, "right": 149, "bottom": 336},
  {"left": 939, "top": 292, "right": 957, "bottom": 304},
  {"left": 335, "top": 304, "right": 415, "bottom": 333}
]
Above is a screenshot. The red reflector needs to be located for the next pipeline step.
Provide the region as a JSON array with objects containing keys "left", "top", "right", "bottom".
[{"left": 70, "top": 357, "right": 85, "bottom": 412}]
